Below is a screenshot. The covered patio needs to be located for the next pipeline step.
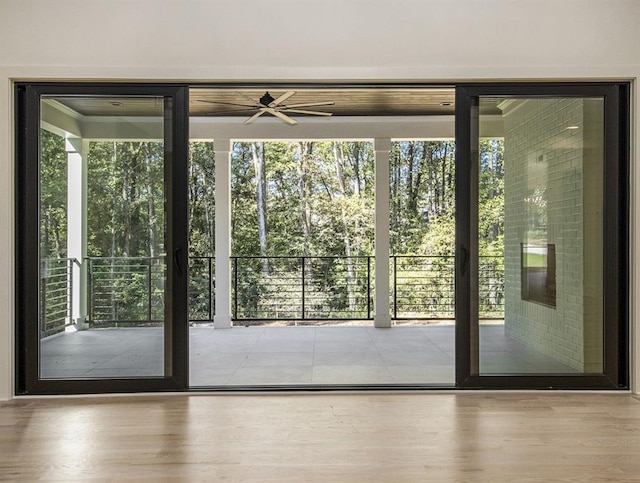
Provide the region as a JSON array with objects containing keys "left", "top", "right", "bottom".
[{"left": 40, "top": 324, "right": 578, "bottom": 386}]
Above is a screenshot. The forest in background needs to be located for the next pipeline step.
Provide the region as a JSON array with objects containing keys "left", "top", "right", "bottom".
[
  {"left": 40, "top": 133, "right": 504, "bottom": 261},
  {"left": 39, "top": 131, "right": 504, "bottom": 322}
]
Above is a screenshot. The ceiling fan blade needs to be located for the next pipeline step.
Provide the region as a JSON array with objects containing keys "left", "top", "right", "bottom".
[
  {"left": 268, "top": 108, "right": 297, "bottom": 125},
  {"left": 197, "top": 100, "right": 257, "bottom": 108},
  {"left": 204, "top": 108, "right": 258, "bottom": 115},
  {"left": 236, "top": 91, "right": 260, "bottom": 104},
  {"left": 285, "top": 109, "right": 333, "bottom": 116},
  {"left": 269, "top": 91, "right": 296, "bottom": 107},
  {"left": 244, "top": 110, "right": 266, "bottom": 124},
  {"left": 283, "top": 101, "right": 335, "bottom": 109}
]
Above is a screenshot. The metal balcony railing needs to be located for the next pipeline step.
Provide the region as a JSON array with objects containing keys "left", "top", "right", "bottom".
[
  {"left": 392, "top": 255, "right": 455, "bottom": 319},
  {"left": 232, "top": 256, "right": 372, "bottom": 321},
  {"left": 392, "top": 255, "right": 504, "bottom": 319},
  {"left": 87, "top": 256, "right": 165, "bottom": 326},
  {"left": 231, "top": 255, "right": 504, "bottom": 322},
  {"left": 189, "top": 256, "right": 215, "bottom": 321},
  {"left": 38, "top": 254, "right": 504, "bottom": 329},
  {"left": 40, "top": 258, "right": 77, "bottom": 336}
]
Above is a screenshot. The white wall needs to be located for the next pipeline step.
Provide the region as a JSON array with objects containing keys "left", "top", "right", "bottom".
[{"left": 0, "top": 0, "right": 638, "bottom": 399}]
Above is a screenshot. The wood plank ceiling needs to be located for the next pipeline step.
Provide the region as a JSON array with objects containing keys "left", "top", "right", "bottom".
[
  {"left": 48, "top": 86, "right": 505, "bottom": 118},
  {"left": 190, "top": 87, "right": 456, "bottom": 117}
]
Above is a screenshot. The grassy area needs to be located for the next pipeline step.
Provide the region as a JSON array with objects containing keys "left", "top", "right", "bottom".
[{"left": 524, "top": 252, "right": 547, "bottom": 268}]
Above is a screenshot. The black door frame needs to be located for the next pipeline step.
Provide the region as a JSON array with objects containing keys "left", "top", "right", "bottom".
[
  {"left": 15, "top": 83, "right": 190, "bottom": 394},
  {"left": 14, "top": 81, "right": 629, "bottom": 393},
  {"left": 455, "top": 82, "right": 629, "bottom": 389}
]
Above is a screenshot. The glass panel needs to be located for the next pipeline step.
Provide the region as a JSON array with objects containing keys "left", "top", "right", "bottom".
[
  {"left": 39, "top": 96, "right": 166, "bottom": 378},
  {"left": 477, "top": 97, "right": 604, "bottom": 374},
  {"left": 389, "top": 140, "right": 457, "bottom": 385},
  {"left": 187, "top": 141, "right": 216, "bottom": 323}
]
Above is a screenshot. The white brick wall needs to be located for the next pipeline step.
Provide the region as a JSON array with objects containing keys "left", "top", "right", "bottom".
[{"left": 501, "top": 98, "right": 603, "bottom": 372}]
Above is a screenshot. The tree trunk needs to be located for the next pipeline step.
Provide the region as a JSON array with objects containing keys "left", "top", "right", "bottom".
[
  {"left": 391, "top": 149, "right": 400, "bottom": 251},
  {"left": 408, "top": 142, "right": 423, "bottom": 217},
  {"left": 407, "top": 143, "right": 415, "bottom": 216},
  {"left": 146, "top": 145, "right": 158, "bottom": 258},
  {"left": 297, "top": 141, "right": 314, "bottom": 303},
  {"left": 297, "top": 142, "right": 313, "bottom": 257},
  {"left": 118, "top": 143, "right": 131, "bottom": 257},
  {"left": 441, "top": 143, "right": 448, "bottom": 214},
  {"left": 205, "top": 202, "right": 214, "bottom": 255},
  {"left": 350, "top": 143, "right": 361, "bottom": 197},
  {"left": 333, "top": 143, "right": 356, "bottom": 312},
  {"left": 251, "top": 142, "right": 269, "bottom": 273},
  {"left": 426, "top": 143, "right": 435, "bottom": 223},
  {"left": 110, "top": 231, "right": 117, "bottom": 322},
  {"left": 188, "top": 149, "right": 198, "bottom": 246}
]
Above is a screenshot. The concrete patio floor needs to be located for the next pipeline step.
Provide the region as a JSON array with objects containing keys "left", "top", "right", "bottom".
[{"left": 40, "top": 324, "right": 579, "bottom": 386}]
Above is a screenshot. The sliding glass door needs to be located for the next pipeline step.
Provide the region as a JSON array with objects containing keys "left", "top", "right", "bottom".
[
  {"left": 16, "top": 84, "right": 189, "bottom": 394},
  {"left": 455, "top": 83, "right": 628, "bottom": 389},
  {"left": 15, "top": 81, "right": 628, "bottom": 393}
]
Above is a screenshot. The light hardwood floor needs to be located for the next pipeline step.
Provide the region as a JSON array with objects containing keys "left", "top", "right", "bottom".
[{"left": 1, "top": 393, "right": 640, "bottom": 482}]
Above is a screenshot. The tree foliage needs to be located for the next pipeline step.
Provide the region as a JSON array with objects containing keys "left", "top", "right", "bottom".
[
  {"left": 231, "top": 141, "right": 374, "bottom": 258},
  {"left": 86, "top": 141, "right": 164, "bottom": 258},
  {"left": 38, "top": 132, "right": 505, "bottom": 322},
  {"left": 40, "top": 130, "right": 68, "bottom": 258}
]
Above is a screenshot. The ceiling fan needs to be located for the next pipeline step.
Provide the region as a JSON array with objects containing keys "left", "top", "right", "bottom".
[{"left": 198, "top": 91, "right": 334, "bottom": 125}]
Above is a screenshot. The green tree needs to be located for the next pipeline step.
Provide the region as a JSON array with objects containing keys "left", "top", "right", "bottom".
[
  {"left": 188, "top": 141, "right": 215, "bottom": 256},
  {"left": 40, "top": 130, "right": 68, "bottom": 259}
]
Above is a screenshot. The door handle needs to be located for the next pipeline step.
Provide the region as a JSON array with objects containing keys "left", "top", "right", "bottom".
[
  {"left": 174, "top": 247, "right": 183, "bottom": 276},
  {"left": 459, "top": 245, "right": 469, "bottom": 276}
]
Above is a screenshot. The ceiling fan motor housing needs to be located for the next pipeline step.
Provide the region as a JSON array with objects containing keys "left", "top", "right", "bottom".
[{"left": 259, "top": 92, "right": 275, "bottom": 106}]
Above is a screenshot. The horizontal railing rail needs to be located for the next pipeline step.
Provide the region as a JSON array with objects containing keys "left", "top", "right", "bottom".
[
  {"left": 189, "top": 256, "right": 215, "bottom": 321},
  {"left": 87, "top": 256, "right": 165, "bottom": 326},
  {"left": 392, "top": 255, "right": 455, "bottom": 319},
  {"left": 478, "top": 255, "right": 506, "bottom": 318},
  {"left": 392, "top": 255, "right": 504, "bottom": 319},
  {"left": 232, "top": 255, "right": 372, "bottom": 321},
  {"left": 40, "top": 258, "right": 77, "bottom": 337}
]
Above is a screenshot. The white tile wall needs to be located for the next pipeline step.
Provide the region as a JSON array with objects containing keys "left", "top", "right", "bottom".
[{"left": 502, "top": 98, "right": 603, "bottom": 372}]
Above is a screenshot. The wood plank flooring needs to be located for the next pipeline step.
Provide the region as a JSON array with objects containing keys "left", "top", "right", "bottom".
[{"left": 1, "top": 393, "right": 639, "bottom": 482}]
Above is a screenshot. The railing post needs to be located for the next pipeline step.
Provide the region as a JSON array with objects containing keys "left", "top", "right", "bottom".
[
  {"left": 87, "top": 258, "right": 92, "bottom": 325},
  {"left": 301, "top": 257, "right": 306, "bottom": 320},
  {"left": 393, "top": 256, "right": 397, "bottom": 319},
  {"left": 233, "top": 257, "right": 238, "bottom": 320},
  {"left": 68, "top": 258, "right": 73, "bottom": 328},
  {"left": 40, "top": 263, "right": 47, "bottom": 337},
  {"left": 147, "top": 258, "right": 153, "bottom": 322},
  {"left": 208, "top": 256, "right": 213, "bottom": 321},
  {"left": 367, "top": 256, "right": 371, "bottom": 319}
]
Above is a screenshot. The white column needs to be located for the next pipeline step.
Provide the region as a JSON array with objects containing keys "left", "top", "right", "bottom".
[
  {"left": 66, "top": 137, "right": 89, "bottom": 330},
  {"left": 214, "top": 139, "right": 233, "bottom": 328},
  {"left": 374, "top": 138, "right": 392, "bottom": 328}
]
